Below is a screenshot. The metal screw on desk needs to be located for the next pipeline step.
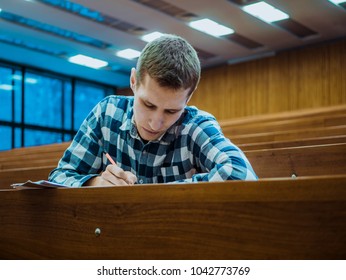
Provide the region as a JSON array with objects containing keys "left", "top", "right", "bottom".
[
  {"left": 291, "top": 174, "right": 297, "bottom": 179},
  {"left": 95, "top": 228, "right": 101, "bottom": 237}
]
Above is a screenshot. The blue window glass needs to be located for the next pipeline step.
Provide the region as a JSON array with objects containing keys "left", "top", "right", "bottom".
[
  {"left": 0, "top": 126, "right": 12, "bottom": 151},
  {"left": 74, "top": 82, "right": 106, "bottom": 130},
  {"left": 14, "top": 70, "right": 23, "bottom": 123},
  {"left": 15, "top": 128, "right": 22, "bottom": 148},
  {"left": 64, "top": 81, "right": 72, "bottom": 130},
  {"left": 0, "top": 67, "right": 13, "bottom": 122},
  {"left": 24, "top": 72, "right": 63, "bottom": 128},
  {"left": 24, "top": 129, "right": 63, "bottom": 147},
  {"left": 63, "top": 134, "right": 72, "bottom": 142},
  {"left": 0, "top": 63, "right": 114, "bottom": 150}
]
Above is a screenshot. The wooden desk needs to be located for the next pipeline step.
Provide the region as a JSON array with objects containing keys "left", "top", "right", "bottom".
[{"left": 1, "top": 175, "right": 345, "bottom": 259}]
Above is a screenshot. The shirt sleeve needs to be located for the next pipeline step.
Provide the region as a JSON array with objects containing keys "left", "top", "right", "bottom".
[
  {"left": 48, "top": 100, "right": 105, "bottom": 187},
  {"left": 175, "top": 116, "right": 258, "bottom": 183}
]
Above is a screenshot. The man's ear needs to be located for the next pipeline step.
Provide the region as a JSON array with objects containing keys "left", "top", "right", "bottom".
[
  {"left": 186, "top": 89, "right": 195, "bottom": 104},
  {"left": 130, "top": 68, "right": 136, "bottom": 91}
]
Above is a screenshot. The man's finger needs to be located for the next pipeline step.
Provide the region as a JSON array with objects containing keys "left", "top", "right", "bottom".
[
  {"left": 125, "top": 171, "right": 137, "bottom": 185},
  {"left": 102, "top": 171, "right": 129, "bottom": 186},
  {"left": 106, "top": 164, "right": 137, "bottom": 184},
  {"left": 106, "top": 164, "right": 130, "bottom": 182}
]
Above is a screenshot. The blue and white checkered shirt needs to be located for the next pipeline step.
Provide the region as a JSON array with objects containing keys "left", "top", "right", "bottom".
[{"left": 49, "top": 95, "right": 257, "bottom": 187}]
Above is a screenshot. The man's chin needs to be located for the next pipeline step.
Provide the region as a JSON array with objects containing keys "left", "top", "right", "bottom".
[{"left": 139, "top": 127, "right": 163, "bottom": 141}]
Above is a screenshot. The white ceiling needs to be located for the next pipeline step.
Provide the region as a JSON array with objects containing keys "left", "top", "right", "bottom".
[{"left": 0, "top": 0, "right": 345, "bottom": 88}]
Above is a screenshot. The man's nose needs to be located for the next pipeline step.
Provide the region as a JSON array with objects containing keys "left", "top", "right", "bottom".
[{"left": 149, "top": 112, "right": 164, "bottom": 131}]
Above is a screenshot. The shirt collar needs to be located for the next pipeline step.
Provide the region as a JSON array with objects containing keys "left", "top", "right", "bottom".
[{"left": 119, "top": 106, "right": 134, "bottom": 131}]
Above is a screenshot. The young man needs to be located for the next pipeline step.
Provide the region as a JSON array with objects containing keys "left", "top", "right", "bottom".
[{"left": 49, "top": 34, "right": 257, "bottom": 187}]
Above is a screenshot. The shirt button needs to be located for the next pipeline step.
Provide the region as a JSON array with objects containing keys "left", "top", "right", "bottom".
[{"left": 139, "top": 179, "right": 144, "bottom": 184}]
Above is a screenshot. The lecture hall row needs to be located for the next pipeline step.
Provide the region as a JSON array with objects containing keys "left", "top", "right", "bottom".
[{"left": 0, "top": 39, "right": 345, "bottom": 259}]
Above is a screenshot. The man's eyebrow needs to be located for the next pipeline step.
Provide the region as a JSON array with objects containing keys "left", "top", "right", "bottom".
[
  {"left": 142, "top": 98, "right": 183, "bottom": 111},
  {"left": 165, "top": 108, "right": 182, "bottom": 112},
  {"left": 142, "top": 99, "right": 157, "bottom": 107},
  {"left": 144, "top": 100, "right": 155, "bottom": 106}
]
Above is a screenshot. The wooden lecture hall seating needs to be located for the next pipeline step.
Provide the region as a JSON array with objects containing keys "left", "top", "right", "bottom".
[{"left": 0, "top": 104, "right": 345, "bottom": 259}]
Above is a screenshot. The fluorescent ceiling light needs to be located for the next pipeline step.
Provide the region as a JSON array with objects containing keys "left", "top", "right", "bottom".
[
  {"left": 68, "top": 54, "right": 108, "bottom": 69},
  {"left": 12, "top": 74, "right": 22, "bottom": 80},
  {"left": 0, "top": 84, "right": 14, "bottom": 91},
  {"left": 329, "top": 0, "right": 346, "bottom": 4},
  {"left": 11, "top": 75, "right": 38, "bottom": 84},
  {"left": 189, "top": 18, "right": 234, "bottom": 37},
  {"left": 116, "top": 48, "right": 141, "bottom": 60},
  {"left": 25, "top": 77, "right": 38, "bottom": 84},
  {"left": 141, "top": 32, "right": 163, "bottom": 42},
  {"left": 243, "top": 1, "right": 289, "bottom": 23}
]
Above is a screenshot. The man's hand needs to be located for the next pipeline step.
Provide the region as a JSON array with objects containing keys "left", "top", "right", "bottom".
[{"left": 84, "top": 164, "right": 137, "bottom": 186}]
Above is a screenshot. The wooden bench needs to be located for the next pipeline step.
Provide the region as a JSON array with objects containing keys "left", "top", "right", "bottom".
[
  {"left": 0, "top": 142, "right": 70, "bottom": 156},
  {"left": 1, "top": 106, "right": 344, "bottom": 260},
  {"left": 1, "top": 175, "right": 345, "bottom": 259},
  {"left": 1, "top": 129, "right": 345, "bottom": 170},
  {"left": 0, "top": 105, "right": 344, "bottom": 188},
  {"left": 0, "top": 158, "right": 61, "bottom": 170},
  {"left": 245, "top": 143, "right": 346, "bottom": 178},
  {"left": 0, "top": 142, "right": 70, "bottom": 170},
  {"left": 0, "top": 142, "right": 345, "bottom": 188},
  {"left": 219, "top": 104, "right": 346, "bottom": 129},
  {"left": 0, "top": 166, "right": 55, "bottom": 189},
  {"left": 227, "top": 125, "right": 346, "bottom": 144},
  {"left": 238, "top": 135, "right": 346, "bottom": 150},
  {"left": 222, "top": 113, "right": 346, "bottom": 135}
]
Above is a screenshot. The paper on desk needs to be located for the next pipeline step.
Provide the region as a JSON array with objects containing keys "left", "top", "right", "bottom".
[{"left": 11, "top": 180, "right": 68, "bottom": 189}]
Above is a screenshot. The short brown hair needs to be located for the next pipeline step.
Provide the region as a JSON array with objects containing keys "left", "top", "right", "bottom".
[{"left": 136, "top": 34, "right": 201, "bottom": 96}]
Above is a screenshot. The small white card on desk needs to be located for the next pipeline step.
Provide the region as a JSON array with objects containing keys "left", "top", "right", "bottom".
[{"left": 11, "top": 180, "right": 67, "bottom": 189}]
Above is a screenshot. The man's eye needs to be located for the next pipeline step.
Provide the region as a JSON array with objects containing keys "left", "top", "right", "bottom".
[
  {"left": 167, "top": 110, "right": 178, "bottom": 114},
  {"left": 145, "top": 104, "right": 154, "bottom": 108}
]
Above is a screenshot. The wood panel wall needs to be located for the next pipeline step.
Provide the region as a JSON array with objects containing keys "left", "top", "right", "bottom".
[{"left": 190, "top": 38, "right": 346, "bottom": 120}]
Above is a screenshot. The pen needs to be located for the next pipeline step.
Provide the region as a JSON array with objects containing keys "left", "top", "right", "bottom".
[
  {"left": 105, "top": 152, "right": 135, "bottom": 185},
  {"left": 105, "top": 152, "right": 116, "bottom": 165}
]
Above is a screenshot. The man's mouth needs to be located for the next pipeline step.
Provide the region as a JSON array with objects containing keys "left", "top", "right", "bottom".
[{"left": 143, "top": 127, "right": 159, "bottom": 135}]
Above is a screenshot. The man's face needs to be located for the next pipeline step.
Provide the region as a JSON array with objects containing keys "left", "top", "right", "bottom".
[{"left": 131, "top": 69, "right": 191, "bottom": 141}]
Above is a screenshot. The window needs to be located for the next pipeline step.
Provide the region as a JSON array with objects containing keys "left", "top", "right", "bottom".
[
  {"left": 0, "top": 126, "right": 12, "bottom": 151},
  {"left": 14, "top": 128, "right": 21, "bottom": 148},
  {"left": 74, "top": 81, "right": 106, "bottom": 130},
  {"left": 24, "top": 129, "right": 63, "bottom": 147},
  {"left": 0, "top": 67, "right": 14, "bottom": 122},
  {"left": 0, "top": 62, "right": 116, "bottom": 151},
  {"left": 24, "top": 72, "right": 64, "bottom": 128}
]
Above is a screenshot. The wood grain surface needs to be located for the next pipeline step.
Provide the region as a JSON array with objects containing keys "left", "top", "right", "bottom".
[{"left": 1, "top": 176, "right": 345, "bottom": 260}]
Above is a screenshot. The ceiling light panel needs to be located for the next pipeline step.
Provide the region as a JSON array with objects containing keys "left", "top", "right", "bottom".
[
  {"left": 189, "top": 18, "right": 234, "bottom": 37},
  {"left": 238, "top": 1, "right": 317, "bottom": 39},
  {"left": 141, "top": 32, "right": 163, "bottom": 42},
  {"left": 68, "top": 54, "right": 108, "bottom": 69},
  {"left": 242, "top": 1, "right": 289, "bottom": 23},
  {"left": 116, "top": 49, "right": 141, "bottom": 60},
  {"left": 329, "top": 0, "right": 346, "bottom": 4}
]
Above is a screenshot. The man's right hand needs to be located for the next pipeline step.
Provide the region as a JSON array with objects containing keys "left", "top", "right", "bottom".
[{"left": 84, "top": 164, "right": 137, "bottom": 186}]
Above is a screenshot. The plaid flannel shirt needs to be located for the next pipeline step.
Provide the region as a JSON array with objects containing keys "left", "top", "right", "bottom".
[{"left": 49, "top": 95, "right": 257, "bottom": 187}]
